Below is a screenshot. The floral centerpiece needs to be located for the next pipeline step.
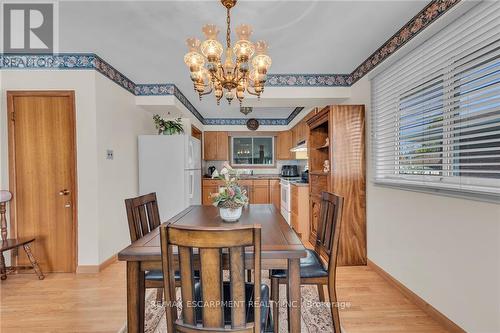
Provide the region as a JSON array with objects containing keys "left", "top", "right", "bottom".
[{"left": 210, "top": 162, "right": 248, "bottom": 222}]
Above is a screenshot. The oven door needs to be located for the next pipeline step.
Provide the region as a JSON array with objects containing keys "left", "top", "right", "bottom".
[{"left": 280, "top": 180, "right": 290, "bottom": 212}]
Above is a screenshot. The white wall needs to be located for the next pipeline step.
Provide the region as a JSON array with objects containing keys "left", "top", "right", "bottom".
[
  {"left": 346, "top": 77, "right": 500, "bottom": 333},
  {"left": 0, "top": 70, "right": 156, "bottom": 267},
  {"left": 95, "top": 74, "right": 155, "bottom": 263}
]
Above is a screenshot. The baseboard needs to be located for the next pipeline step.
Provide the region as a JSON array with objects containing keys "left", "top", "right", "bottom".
[
  {"left": 98, "top": 253, "right": 118, "bottom": 271},
  {"left": 367, "top": 259, "right": 466, "bottom": 333},
  {"left": 76, "top": 254, "right": 117, "bottom": 274}
]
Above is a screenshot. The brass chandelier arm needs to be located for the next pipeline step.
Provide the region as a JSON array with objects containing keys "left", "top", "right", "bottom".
[
  {"left": 199, "top": 86, "right": 213, "bottom": 96},
  {"left": 246, "top": 86, "right": 261, "bottom": 96},
  {"left": 226, "top": 7, "right": 231, "bottom": 48}
]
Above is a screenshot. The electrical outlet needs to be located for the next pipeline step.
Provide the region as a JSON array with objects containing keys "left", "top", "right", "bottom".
[{"left": 106, "top": 149, "right": 114, "bottom": 160}]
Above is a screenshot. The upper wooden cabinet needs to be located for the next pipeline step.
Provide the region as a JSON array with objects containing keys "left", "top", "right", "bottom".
[
  {"left": 293, "top": 120, "right": 307, "bottom": 145},
  {"left": 203, "top": 131, "right": 229, "bottom": 160},
  {"left": 277, "top": 130, "right": 293, "bottom": 160}
]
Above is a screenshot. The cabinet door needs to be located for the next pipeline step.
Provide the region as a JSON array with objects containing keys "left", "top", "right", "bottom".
[
  {"left": 269, "top": 179, "right": 280, "bottom": 210},
  {"left": 277, "top": 131, "right": 293, "bottom": 160},
  {"left": 309, "top": 195, "right": 321, "bottom": 245},
  {"left": 291, "top": 211, "right": 300, "bottom": 237},
  {"left": 203, "top": 132, "right": 218, "bottom": 160},
  {"left": 216, "top": 131, "right": 229, "bottom": 160},
  {"left": 202, "top": 186, "right": 218, "bottom": 205},
  {"left": 252, "top": 185, "right": 269, "bottom": 204}
]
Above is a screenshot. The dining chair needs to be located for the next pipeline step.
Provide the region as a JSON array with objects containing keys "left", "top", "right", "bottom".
[
  {"left": 160, "top": 223, "right": 272, "bottom": 332},
  {"left": 270, "top": 191, "right": 344, "bottom": 333},
  {"left": 125, "top": 193, "right": 164, "bottom": 299}
]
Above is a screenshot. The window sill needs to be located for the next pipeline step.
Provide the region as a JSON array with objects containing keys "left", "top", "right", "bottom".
[{"left": 372, "top": 181, "right": 500, "bottom": 204}]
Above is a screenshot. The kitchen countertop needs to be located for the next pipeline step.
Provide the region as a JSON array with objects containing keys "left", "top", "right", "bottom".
[
  {"left": 203, "top": 174, "right": 281, "bottom": 180},
  {"left": 290, "top": 182, "right": 309, "bottom": 187}
]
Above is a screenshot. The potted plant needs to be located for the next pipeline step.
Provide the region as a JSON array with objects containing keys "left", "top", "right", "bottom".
[
  {"left": 153, "top": 115, "right": 184, "bottom": 135},
  {"left": 210, "top": 162, "right": 248, "bottom": 222}
]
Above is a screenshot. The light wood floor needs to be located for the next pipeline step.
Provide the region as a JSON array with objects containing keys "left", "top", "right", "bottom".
[{"left": 0, "top": 262, "right": 449, "bottom": 333}]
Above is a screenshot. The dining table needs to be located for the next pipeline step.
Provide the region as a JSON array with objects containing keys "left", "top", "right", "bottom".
[{"left": 118, "top": 204, "right": 307, "bottom": 333}]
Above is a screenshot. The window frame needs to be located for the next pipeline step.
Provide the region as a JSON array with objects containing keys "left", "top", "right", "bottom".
[{"left": 230, "top": 136, "right": 275, "bottom": 168}]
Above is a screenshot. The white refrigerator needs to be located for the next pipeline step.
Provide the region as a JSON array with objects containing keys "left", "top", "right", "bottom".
[{"left": 138, "top": 134, "right": 201, "bottom": 222}]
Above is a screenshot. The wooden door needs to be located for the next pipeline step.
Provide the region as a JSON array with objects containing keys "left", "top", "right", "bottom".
[
  {"left": 8, "top": 91, "right": 77, "bottom": 273},
  {"left": 269, "top": 179, "right": 280, "bottom": 210}
]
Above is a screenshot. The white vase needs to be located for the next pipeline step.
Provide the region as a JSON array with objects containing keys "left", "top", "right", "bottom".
[{"left": 219, "top": 206, "right": 242, "bottom": 222}]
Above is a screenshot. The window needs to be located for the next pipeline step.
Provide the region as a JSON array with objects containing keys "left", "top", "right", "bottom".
[
  {"left": 372, "top": 1, "right": 500, "bottom": 196},
  {"left": 231, "top": 137, "right": 274, "bottom": 166}
]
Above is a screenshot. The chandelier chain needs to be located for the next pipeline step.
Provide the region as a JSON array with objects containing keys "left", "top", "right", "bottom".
[{"left": 226, "top": 7, "right": 231, "bottom": 48}]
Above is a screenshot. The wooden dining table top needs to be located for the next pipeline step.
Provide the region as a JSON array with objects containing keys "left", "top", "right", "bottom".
[{"left": 118, "top": 204, "right": 307, "bottom": 262}]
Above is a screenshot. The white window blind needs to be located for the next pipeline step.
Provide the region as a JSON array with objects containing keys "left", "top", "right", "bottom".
[{"left": 372, "top": 1, "right": 500, "bottom": 196}]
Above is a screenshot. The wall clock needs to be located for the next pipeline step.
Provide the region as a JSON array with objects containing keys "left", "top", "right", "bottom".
[{"left": 246, "top": 118, "right": 259, "bottom": 131}]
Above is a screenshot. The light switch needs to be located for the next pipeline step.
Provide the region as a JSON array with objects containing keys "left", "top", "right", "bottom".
[{"left": 106, "top": 149, "right": 114, "bottom": 160}]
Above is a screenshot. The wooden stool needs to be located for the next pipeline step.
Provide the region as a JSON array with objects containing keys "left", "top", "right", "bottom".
[{"left": 0, "top": 190, "right": 44, "bottom": 280}]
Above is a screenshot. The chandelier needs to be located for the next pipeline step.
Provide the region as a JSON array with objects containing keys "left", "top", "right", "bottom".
[{"left": 184, "top": 0, "right": 272, "bottom": 105}]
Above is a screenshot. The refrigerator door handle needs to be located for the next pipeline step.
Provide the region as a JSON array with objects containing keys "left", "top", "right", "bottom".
[
  {"left": 189, "top": 172, "right": 194, "bottom": 199},
  {"left": 188, "top": 140, "right": 194, "bottom": 169}
]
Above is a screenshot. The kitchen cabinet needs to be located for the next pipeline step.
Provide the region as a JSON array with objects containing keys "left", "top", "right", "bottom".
[
  {"left": 202, "top": 178, "right": 277, "bottom": 206},
  {"left": 251, "top": 180, "right": 270, "bottom": 204},
  {"left": 201, "top": 179, "right": 222, "bottom": 205},
  {"left": 290, "top": 184, "right": 309, "bottom": 243},
  {"left": 277, "top": 130, "right": 293, "bottom": 160},
  {"left": 306, "top": 105, "right": 366, "bottom": 266},
  {"left": 292, "top": 120, "right": 307, "bottom": 146},
  {"left": 203, "top": 131, "right": 229, "bottom": 160},
  {"left": 269, "top": 179, "right": 280, "bottom": 210}
]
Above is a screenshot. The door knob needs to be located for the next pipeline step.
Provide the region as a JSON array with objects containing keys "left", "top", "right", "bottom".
[{"left": 59, "top": 189, "right": 70, "bottom": 196}]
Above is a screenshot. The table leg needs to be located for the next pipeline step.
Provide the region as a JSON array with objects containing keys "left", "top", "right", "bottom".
[
  {"left": 287, "top": 258, "right": 301, "bottom": 333},
  {"left": 0, "top": 251, "right": 6, "bottom": 280},
  {"left": 127, "top": 261, "right": 145, "bottom": 333}
]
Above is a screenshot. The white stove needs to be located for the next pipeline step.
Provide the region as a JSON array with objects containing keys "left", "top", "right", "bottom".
[{"left": 280, "top": 177, "right": 301, "bottom": 224}]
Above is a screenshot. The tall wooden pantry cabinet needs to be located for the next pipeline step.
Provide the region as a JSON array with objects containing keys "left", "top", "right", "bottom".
[{"left": 307, "top": 105, "right": 366, "bottom": 266}]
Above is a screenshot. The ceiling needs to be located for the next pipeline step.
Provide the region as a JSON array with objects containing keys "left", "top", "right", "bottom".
[{"left": 58, "top": 0, "right": 427, "bottom": 118}]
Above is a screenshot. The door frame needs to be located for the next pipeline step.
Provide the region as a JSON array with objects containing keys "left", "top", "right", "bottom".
[{"left": 7, "top": 90, "right": 78, "bottom": 272}]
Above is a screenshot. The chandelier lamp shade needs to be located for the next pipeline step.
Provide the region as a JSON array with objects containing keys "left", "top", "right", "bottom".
[{"left": 184, "top": 0, "right": 272, "bottom": 105}]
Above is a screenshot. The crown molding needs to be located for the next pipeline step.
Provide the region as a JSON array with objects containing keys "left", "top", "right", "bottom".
[{"left": 0, "top": 0, "right": 462, "bottom": 125}]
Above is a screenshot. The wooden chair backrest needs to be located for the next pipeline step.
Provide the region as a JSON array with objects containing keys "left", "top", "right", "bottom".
[
  {"left": 124, "top": 193, "right": 161, "bottom": 242},
  {"left": 314, "top": 191, "right": 344, "bottom": 274},
  {"left": 160, "top": 224, "right": 262, "bottom": 333}
]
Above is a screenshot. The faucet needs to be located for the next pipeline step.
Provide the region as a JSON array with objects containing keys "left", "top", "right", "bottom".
[{"left": 250, "top": 170, "right": 254, "bottom": 176}]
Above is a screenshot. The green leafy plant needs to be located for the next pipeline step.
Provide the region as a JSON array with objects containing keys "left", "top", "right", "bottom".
[
  {"left": 210, "top": 162, "right": 249, "bottom": 209},
  {"left": 153, "top": 115, "right": 184, "bottom": 135}
]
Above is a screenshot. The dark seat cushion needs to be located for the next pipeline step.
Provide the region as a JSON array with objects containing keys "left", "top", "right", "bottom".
[
  {"left": 193, "top": 282, "right": 271, "bottom": 331},
  {"left": 145, "top": 270, "right": 200, "bottom": 282},
  {"left": 270, "top": 249, "right": 328, "bottom": 279}
]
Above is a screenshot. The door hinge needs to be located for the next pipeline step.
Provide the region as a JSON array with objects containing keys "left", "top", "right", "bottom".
[{"left": 10, "top": 111, "right": 15, "bottom": 122}]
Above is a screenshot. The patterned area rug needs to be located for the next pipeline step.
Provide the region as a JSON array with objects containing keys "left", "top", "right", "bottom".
[{"left": 119, "top": 277, "right": 342, "bottom": 333}]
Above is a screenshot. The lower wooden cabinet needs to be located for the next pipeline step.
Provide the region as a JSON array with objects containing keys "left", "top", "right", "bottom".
[
  {"left": 291, "top": 184, "right": 310, "bottom": 243},
  {"left": 251, "top": 180, "right": 269, "bottom": 204},
  {"left": 269, "top": 179, "right": 280, "bottom": 210},
  {"left": 202, "top": 178, "right": 278, "bottom": 206}
]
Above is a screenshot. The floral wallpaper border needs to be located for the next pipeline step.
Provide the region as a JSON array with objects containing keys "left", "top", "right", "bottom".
[
  {"left": 347, "top": 0, "right": 461, "bottom": 85},
  {"left": 0, "top": 0, "right": 462, "bottom": 124}
]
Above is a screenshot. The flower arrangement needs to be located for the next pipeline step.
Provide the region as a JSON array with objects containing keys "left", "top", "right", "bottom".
[
  {"left": 211, "top": 162, "right": 248, "bottom": 211},
  {"left": 153, "top": 115, "right": 184, "bottom": 135}
]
